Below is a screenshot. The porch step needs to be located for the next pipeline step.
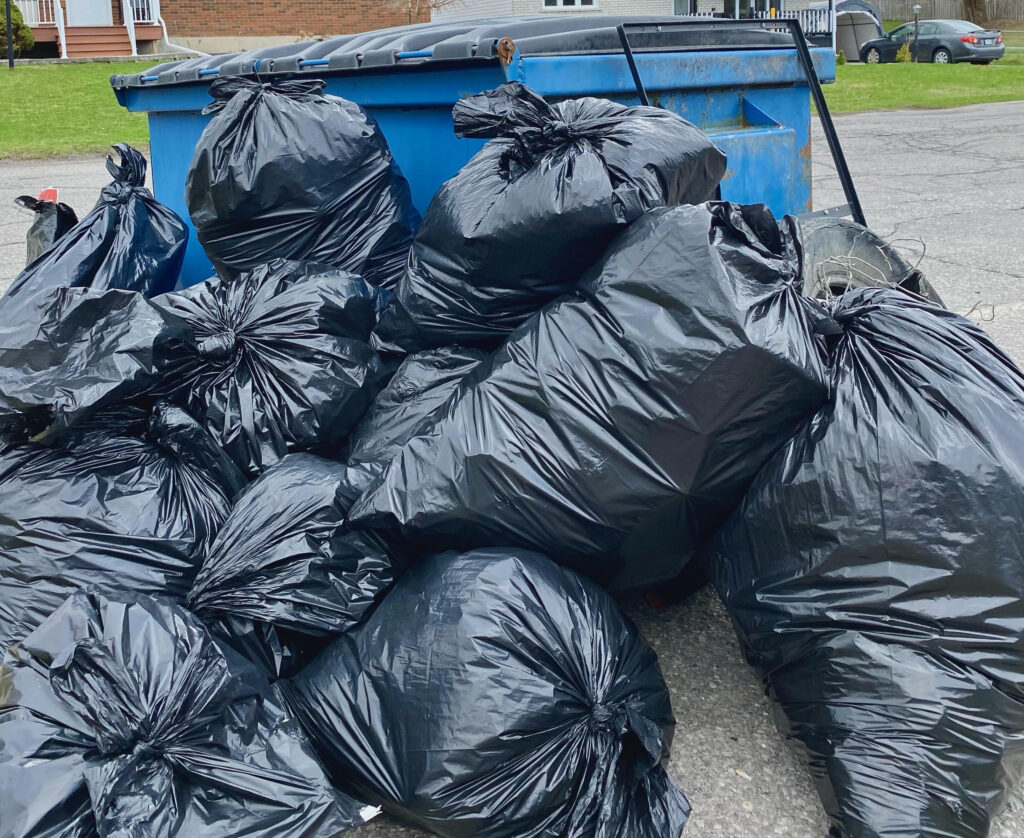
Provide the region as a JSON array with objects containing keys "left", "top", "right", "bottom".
[{"left": 61, "top": 25, "right": 132, "bottom": 58}]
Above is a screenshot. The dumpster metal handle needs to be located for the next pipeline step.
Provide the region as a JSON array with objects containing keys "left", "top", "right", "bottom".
[
  {"left": 616, "top": 25, "right": 650, "bottom": 107},
  {"left": 615, "top": 20, "right": 866, "bottom": 229}
]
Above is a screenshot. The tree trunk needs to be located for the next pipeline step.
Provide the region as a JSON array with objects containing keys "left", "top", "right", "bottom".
[{"left": 963, "top": 0, "right": 988, "bottom": 25}]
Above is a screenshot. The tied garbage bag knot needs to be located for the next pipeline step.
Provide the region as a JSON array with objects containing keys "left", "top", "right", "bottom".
[
  {"left": 454, "top": 84, "right": 592, "bottom": 177},
  {"left": 105, "top": 143, "right": 148, "bottom": 189},
  {"left": 152, "top": 259, "right": 388, "bottom": 477},
  {"left": 202, "top": 76, "right": 328, "bottom": 114},
  {"left": 2, "top": 144, "right": 187, "bottom": 306},
  {"left": 282, "top": 548, "right": 690, "bottom": 838},
  {"left": 587, "top": 701, "right": 625, "bottom": 735},
  {"left": 47, "top": 634, "right": 236, "bottom": 763},
  {"left": 374, "top": 82, "right": 727, "bottom": 351},
  {"left": 705, "top": 286, "right": 1024, "bottom": 838},
  {"left": 196, "top": 328, "right": 237, "bottom": 362},
  {"left": 0, "top": 590, "right": 370, "bottom": 838},
  {"left": 187, "top": 79, "right": 419, "bottom": 288},
  {"left": 502, "top": 119, "right": 595, "bottom": 179},
  {"left": 14, "top": 195, "right": 78, "bottom": 266}
]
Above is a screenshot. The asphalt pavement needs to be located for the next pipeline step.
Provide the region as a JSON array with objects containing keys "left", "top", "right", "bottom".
[{"left": 0, "top": 99, "right": 1023, "bottom": 837}]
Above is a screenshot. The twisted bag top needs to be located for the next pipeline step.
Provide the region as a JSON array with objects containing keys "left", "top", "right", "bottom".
[
  {"left": 373, "top": 81, "right": 728, "bottom": 351},
  {"left": 282, "top": 548, "right": 690, "bottom": 838},
  {"left": 706, "top": 287, "right": 1024, "bottom": 838},
  {"left": 0, "top": 590, "right": 370, "bottom": 838},
  {"left": 186, "top": 77, "right": 420, "bottom": 288},
  {"left": 152, "top": 259, "right": 388, "bottom": 477},
  {"left": 14, "top": 194, "right": 78, "bottom": 265},
  {"left": 3, "top": 144, "right": 187, "bottom": 305}
]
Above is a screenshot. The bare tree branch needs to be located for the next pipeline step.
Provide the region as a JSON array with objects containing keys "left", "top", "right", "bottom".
[{"left": 383, "top": 0, "right": 464, "bottom": 24}]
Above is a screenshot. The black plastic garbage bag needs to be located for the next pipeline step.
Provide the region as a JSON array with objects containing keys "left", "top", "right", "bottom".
[
  {"left": 0, "top": 403, "right": 245, "bottom": 653},
  {"left": 283, "top": 548, "right": 689, "bottom": 838},
  {"left": 186, "top": 77, "right": 420, "bottom": 288},
  {"left": 0, "top": 286, "right": 189, "bottom": 448},
  {"left": 345, "top": 346, "right": 487, "bottom": 465},
  {"left": 0, "top": 590, "right": 372, "bottom": 838},
  {"left": 152, "top": 259, "right": 387, "bottom": 477},
  {"left": 187, "top": 453, "right": 392, "bottom": 678},
  {"left": 704, "top": 287, "right": 1024, "bottom": 838},
  {"left": 3, "top": 145, "right": 187, "bottom": 305},
  {"left": 351, "top": 203, "right": 831, "bottom": 593},
  {"left": 373, "top": 81, "right": 727, "bottom": 351},
  {"left": 14, "top": 194, "right": 78, "bottom": 265}
]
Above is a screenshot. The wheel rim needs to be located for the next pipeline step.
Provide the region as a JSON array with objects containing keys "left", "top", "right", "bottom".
[
  {"left": 934, "top": 50, "right": 950, "bottom": 63},
  {"left": 867, "top": 49, "right": 880, "bottom": 63}
]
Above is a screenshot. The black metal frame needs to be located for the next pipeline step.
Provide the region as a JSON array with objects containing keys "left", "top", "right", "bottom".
[{"left": 615, "top": 19, "right": 866, "bottom": 227}]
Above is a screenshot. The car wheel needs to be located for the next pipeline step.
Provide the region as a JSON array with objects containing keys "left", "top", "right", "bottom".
[
  {"left": 866, "top": 47, "right": 881, "bottom": 63},
  {"left": 932, "top": 48, "right": 952, "bottom": 64}
]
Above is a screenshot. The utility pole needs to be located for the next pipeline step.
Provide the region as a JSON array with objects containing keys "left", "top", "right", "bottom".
[{"left": 5, "top": 0, "right": 15, "bottom": 70}]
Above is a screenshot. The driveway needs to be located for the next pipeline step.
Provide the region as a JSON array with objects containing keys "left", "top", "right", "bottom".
[{"left": 1, "top": 100, "right": 1023, "bottom": 837}]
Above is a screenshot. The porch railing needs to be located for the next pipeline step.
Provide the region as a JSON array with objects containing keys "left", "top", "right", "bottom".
[
  {"left": 14, "top": 0, "right": 159, "bottom": 27},
  {"left": 128, "top": 0, "right": 159, "bottom": 25},
  {"left": 13, "top": 0, "right": 57, "bottom": 24},
  {"left": 13, "top": 0, "right": 66, "bottom": 56},
  {"left": 752, "top": 8, "right": 833, "bottom": 33}
]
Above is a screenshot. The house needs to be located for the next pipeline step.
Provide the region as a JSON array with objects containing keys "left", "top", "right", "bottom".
[
  {"left": 13, "top": 0, "right": 425, "bottom": 59},
  {"left": 432, "top": 0, "right": 839, "bottom": 49},
  {"left": 12, "top": 0, "right": 837, "bottom": 63},
  {"left": 432, "top": 0, "right": 832, "bottom": 36}
]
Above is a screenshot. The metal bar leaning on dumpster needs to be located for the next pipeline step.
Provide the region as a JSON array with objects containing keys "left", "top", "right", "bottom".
[
  {"left": 616, "top": 25, "right": 650, "bottom": 107},
  {"left": 616, "top": 19, "right": 866, "bottom": 228},
  {"left": 784, "top": 18, "right": 866, "bottom": 227}
]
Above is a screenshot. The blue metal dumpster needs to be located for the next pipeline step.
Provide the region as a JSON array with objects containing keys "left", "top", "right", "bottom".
[{"left": 111, "top": 15, "right": 835, "bottom": 287}]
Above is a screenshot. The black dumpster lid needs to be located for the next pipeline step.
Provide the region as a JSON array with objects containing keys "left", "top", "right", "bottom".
[{"left": 110, "top": 15, "right": 794, "bottom": 89}]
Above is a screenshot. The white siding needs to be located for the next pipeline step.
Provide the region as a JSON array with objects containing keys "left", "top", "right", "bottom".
[
  {"left": 512, "top": 0, "right": 675, "bottom": 13},
  {"left": 433, "top": 0, "right": 677, "bottom": 20},
  {"left": 432, "top": 0, "right": 516, "bottom": 20},
  {"left": 432, "top": 0, "right": 810, "bottom": 20},
  {"left": 694, "top": 0, "right": 804, "bottom": 12}
]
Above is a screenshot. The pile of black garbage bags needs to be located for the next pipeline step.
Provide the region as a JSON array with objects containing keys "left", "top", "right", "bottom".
[{"left": 1, "top": 78, "right": 1023, "bottom": 838}]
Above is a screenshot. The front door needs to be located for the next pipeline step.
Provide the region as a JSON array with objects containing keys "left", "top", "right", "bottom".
[{"left": 66, "top": 0, "right": 113, "bottom": 26}]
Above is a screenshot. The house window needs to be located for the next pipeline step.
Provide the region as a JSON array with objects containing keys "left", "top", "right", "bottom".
[
  {"left": 673, "top": 0, "right": 697, "bottom": 12},
  {"left": 542, "top": 0, "right": 599, "bottom": 10}
]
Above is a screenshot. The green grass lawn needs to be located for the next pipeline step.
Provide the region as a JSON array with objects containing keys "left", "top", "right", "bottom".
[
  {"left": 0, "top": 49, "right": 1021, "bottom": 158},
  {"left": 0, "top": 61, "right": 149, "bottom": 158},
  {"left": 823, "top": 60, "right": 1024, "bottom": 113}
]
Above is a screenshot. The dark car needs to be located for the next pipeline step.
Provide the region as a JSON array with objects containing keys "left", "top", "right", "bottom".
[{"left": 860, "top": 19, "right": 1005, "bottom": 64}]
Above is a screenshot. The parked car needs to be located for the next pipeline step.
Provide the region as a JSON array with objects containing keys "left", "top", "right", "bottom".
[{"left": 860, "top": 19, "right": 1005, "bottom": 64}]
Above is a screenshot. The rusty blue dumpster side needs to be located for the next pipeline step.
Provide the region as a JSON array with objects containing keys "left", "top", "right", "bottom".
[{"left": 112, "top": 18, "right": 834, "bottom": 287}]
